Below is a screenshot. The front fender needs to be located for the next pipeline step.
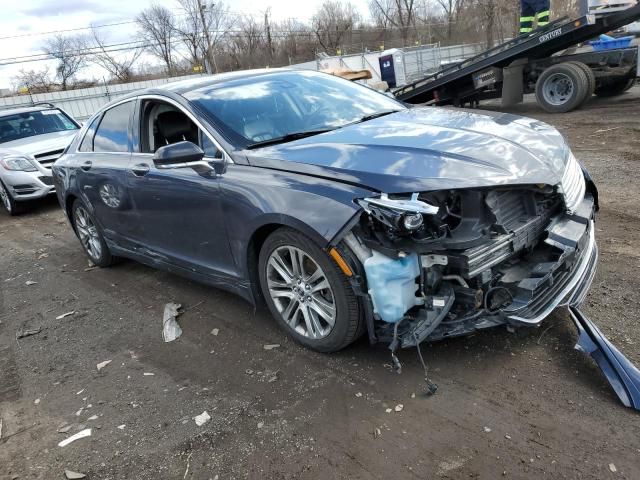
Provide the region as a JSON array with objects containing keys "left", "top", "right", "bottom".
[{"left": 219, "top": 164, "right": 373, "bottom": 280}]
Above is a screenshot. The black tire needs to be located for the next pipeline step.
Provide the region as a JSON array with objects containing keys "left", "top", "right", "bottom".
[
  {"left": 535, "top": 63, "right": 589, "bottom": 113},
  {"left": 71, "top": 199, "right": 115, "bottom": 267},
  {"left": 567, "top": 61, "right": 595, "bottom": 105},
  {"left": 0, "top": 179, "right": 24, "bottom": 216},
  {"left": 258, "top": 227, "right": 363, "bottom": 353},
  {"left": 594, "top": 76, "right": 636, "bottom": 97}
]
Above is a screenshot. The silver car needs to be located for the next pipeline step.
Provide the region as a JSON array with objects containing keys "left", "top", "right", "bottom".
[{"left": 0, "top": 104, "right": 80, "bottom": 215}]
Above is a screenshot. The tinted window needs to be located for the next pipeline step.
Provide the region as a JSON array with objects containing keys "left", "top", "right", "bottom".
[
  {"left": 0, "top": 109, "right": 78, "bottom": 144},
  {"left": 93, "top": 101, "right": 134, "bottom": 153},
  {"left": 78, "top": 115, "right": 101, "bottom": 152}
]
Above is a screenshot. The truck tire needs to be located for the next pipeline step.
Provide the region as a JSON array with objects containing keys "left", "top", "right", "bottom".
[
  {"left": 535, "top": 63, "right": 589, "bottom": 113},
  {"left": 567, "top": 61, "right": 595, "bottom": 105},
  {"left": 594, "top": 77, "right": 636, "bottom": 97}
]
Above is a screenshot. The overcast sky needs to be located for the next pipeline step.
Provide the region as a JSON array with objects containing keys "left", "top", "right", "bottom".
[{"left": 0, "top": 0, "right": 372, "bottom": 90}]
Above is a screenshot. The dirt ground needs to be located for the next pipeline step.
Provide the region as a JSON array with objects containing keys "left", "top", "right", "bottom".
[{"left": 1, "top": 86, "right": 640, "bottom": 480}]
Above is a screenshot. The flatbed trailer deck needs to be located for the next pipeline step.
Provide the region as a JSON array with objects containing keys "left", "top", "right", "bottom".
[{"left": 394, "top": 3, "right": 640, "bottom": 112}]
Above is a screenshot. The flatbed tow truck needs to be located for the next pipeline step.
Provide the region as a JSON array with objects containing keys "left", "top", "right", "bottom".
[{"left": 393, "top": 3, "right": 640, "bottom": 112}]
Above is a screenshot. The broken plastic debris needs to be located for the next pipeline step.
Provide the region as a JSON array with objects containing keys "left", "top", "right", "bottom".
[
  {"left": 56, "top": 311, "right": 75, "bottom": 320},
  {"left": 75, "top": 408, "right": 84, "bottom": 416},
  {"left": 609, "top": 463, "right": 617, "bottom": 473},
  {"left": 505, "top": 434, "right": 512, "bottom": 440},
  {"left": 394, "top": 404, "right": 404, "bottom": 412},
  {"left": 263, "top": 344, "right": 280, "bottom": 350},
  {"left": 373, "top": 427, "right": 381, "bottom": 438},
  {"left": 385, "top": 408, "right": 392, "bottom": 413},
  {"left": 76, "top": 389, "right": 84, "bottom": 395},
  {"left": 64, "top": 470, "right": 86, "bottom": 479},
  {"left": 34, "top": 398, "right": 40, "bottom": 405},
  {"left": 210, "top": 328, "right": 219, "bottom": 336},
  {"left": 16, "top": 327, "right": 42, "bottom": 339},
  {"left": 58, "top": 428, "right": 91, "bottom": 447},
  {"left": 143, "top": 372, "right": 155, "bottom": 376},
  {"left": 194, "top": 411, "right": 210, "bottom": 426},
  {"left": 117, "top": 424, "right": 125, "bottom": 430},
  {"left": 96, "top": 360, "right": 112, "bottom": 371},
  {"left": 162, "top": 302, "right": 183, "bottom": 342},
  {"left": 57, "top": 425, "right": 72, "bottom": 433},
  {"left": 483, "top": 426, "right": 492, "bottom": 433},
  {"left": 355, "top": 392, "right": 363, "bottom": 398},
  {"left": 25, "top": 280, "right": 37, "bottom": 286},
  {"left": 87, "top": 415, "right": 98, "bottom": 421},
  {"left": 257, "top": 421, "right": 264, "bottom": 429}
]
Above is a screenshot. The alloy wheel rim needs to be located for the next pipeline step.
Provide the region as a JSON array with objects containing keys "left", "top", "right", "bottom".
[
  {"left": 0, "top": 182, "right": 11, "bottom": 212},
  {"left": 543, "top": 73, "right": 574, "bottom": 106},
  {"left": 75, "top": 206, "right": 102, "bottom": 260},
  {"left": 266, "top": 245, "right": 336, "bottom": 339}
]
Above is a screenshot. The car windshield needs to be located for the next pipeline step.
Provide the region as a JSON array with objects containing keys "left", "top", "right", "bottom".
[
  {"left": 0, "top": 109, "right": 78, "bottom": 144},
  {"left": 185, "top": 70, "right": 405, "bottom": 149}
]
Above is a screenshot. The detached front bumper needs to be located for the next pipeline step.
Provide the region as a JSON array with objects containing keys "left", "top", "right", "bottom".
[{"left": 1, "top": 169, "right": 55, "bottom": 201}]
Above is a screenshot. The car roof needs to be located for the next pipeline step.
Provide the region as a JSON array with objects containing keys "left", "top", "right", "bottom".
[
  {"left": 141, "top": 68, "right": 325, "bottom": 96},
  {"left": 0, "top": 105, "right": 58, "bottom": 117}
]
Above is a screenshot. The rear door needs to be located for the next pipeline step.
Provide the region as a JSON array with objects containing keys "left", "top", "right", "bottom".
[{"left": 75, "top": 100, "right": 138, "bottom": 246}]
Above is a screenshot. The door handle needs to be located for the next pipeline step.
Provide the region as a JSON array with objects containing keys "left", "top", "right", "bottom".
[
  {"left": 80, "top": 160, "right": 92, "bottom": 171},
  {"left": 131, "top": 163, "right": 150, "bottom": 177}
]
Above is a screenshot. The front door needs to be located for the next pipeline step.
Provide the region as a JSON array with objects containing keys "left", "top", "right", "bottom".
[{"left": 126, "top": 99, "right": 236, "bottom": 280}]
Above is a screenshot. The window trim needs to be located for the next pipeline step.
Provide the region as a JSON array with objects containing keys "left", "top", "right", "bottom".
[{"left": 135, "top": 94, "right": 232, "bottom": 163}]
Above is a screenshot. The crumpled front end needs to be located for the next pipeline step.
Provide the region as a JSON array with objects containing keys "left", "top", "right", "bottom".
[{"left": 339, "top": 154, "right": 598, "bottom": 350}]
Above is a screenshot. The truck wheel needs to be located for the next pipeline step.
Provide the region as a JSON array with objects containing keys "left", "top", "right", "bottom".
[
  {"left": 535, "top": 63, "right": 589, "bottom": 113},
  {"left": 594, "top": 77, "right": 636, "bottom": 97},
  {"left": 567, "top": 61, "right": 595, "bottom": 105}
]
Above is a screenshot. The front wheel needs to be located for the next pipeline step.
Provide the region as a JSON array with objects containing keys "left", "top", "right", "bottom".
[
  {"left": 258, "top": 228, "right": 363, "bottom": 352},
  {"left": 0, "top": 179, "right": 23, "bottom": 216},
  {"left": 71, "top": 200, "right": 115, "bottom": 267}
]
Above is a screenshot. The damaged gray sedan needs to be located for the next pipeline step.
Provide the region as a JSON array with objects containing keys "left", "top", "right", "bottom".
[{"left": 53, "top": 70, "right": 640, "bottom": 409}]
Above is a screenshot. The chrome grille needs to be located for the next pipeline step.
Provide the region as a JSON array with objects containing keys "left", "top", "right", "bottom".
[
  {"left": 560, "top": 153, "right": 586, "bottom": 213},
  {"left": 34, "top": 149, "right": 64, "bottom": 169}
]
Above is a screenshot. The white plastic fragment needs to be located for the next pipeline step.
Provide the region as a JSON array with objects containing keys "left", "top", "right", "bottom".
[
  {"left": 609, "top": 464, "right": 617, "bottom": 473},
  {"left": 263, "top": 344, "right": 280, "bottom": 350},
  {"left": 394, "top": 404, "right": 404, "bottom": 412},
  {"left": 355, "top": 392, "right": 362, "bottom": 398},
  {"left": 162, "top": 302, "right": 183, "bottom": 342},
  {"left": 117, "top": 424, "right": 126, "bottom": 430},
  {"left": 385, "top": 408, "right": 392, "bottom": 413},
  {"left": 58, "top": 428, "right": 91, "bottom": 447},
  {"left": 56, "top": 311, "right": 76, "bottom": 320},
  {"left": 194, "top": 411, "right": 210, "bottom": 426},
  {"left": 25, "top": 280, "right": 37, "bottom": 286},
  {"left": 76, "top": 389, "right": 84, "bottom": 395},
  {"left": 143, "top": 372, "right": 155, "bottom": 376},
  {"left": 34, "top": 398, "right": 40, "bottom": 405},
  {"left": 257, "top": 421, "right": 264, "bottom": 429},
  {"left": 87, "top": 415, "right": 99, "bottom": 421},
  {"left": 483, "top": 426, "right": 492, "bottom": 433},
  {"left": 64, "top": 470, "right": 86, "bottom": 479},
  {"left": 96, "top": 360, "right": 112, "bottom": 371},
  {"left": 57, "top": 425, "right": 72, "bottom": 433},
  {"left": 210, "top": 328, "right": 219, "bottom": 336}
]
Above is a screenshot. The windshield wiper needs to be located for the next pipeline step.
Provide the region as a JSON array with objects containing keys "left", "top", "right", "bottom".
[
  {"left": 245, "top": 128, "right": 335, "bottom": 149},
  {"left": 353, "top": 109, "right": 402, "bottom": 124}
]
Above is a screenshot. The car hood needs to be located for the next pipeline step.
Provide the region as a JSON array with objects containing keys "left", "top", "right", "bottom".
[
  {"left": 244, "top": 108, "right": 571, "bottom": 193},
  {"left": 0, "top": 130, "right": 78, "bottom": 158}
]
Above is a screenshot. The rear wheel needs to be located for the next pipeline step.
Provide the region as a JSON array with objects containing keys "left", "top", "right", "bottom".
[
  {"left": 535, "top": 63, "right": 589, "bottom": 113},
  {"left": 594, "top": 76, "right": 636, "bottom": 97},
  {"left": 0, "top": 180, "right": 22, "bottom": 216},
  {"left": 71, "top": 200, "right": 115, "bottom": 267},
  {"left": 567, "top": 61, "right": 595, "bottom": 105},
  {"left": 258, "top": 228, "right": 363, "bottom": 352}
]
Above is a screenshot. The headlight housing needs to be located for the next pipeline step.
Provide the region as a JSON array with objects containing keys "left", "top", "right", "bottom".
[{"left": 0, "top": 155, "right": 38, "bottom": 172}]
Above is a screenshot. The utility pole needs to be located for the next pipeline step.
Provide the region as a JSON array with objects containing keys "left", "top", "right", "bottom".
[{"left": 197, "top": 0, "right": 217, "bottom": 73}]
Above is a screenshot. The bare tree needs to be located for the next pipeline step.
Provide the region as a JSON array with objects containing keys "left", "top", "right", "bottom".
[
  {"left": 177, "top": 0, "right": 233, "bottom": 73},
  {"left": 228, "top": 15, "right": 265, "bottom": 69},
  {"left": 136, "top": 4, "right": 177, "bottom": 74},
  {"left": 434, "top": 0, "right": 466, "bottom": 39},
  {"left": 370, "top": 0, "right": 417, "bottom": 46},
  {"left": 90, "top": 28, "right": 143, "bottom": 82},
  {"left": 312, "top": 1, "right": 360, "bottom": 53},
  {"left": 13, "top": 67, "right": 55, "bottom": 93},
  {"left": 42, "top": 34, "right": 88, "bottom": 90}
]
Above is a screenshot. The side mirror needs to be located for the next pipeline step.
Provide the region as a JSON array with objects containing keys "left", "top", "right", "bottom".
[{"left": 153, "top": 141, "right": 205, "bottom": 169}]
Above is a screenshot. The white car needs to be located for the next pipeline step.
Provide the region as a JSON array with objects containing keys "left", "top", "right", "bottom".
[{"left": 0, "top": 104, "right": 80, "bottom": 215}]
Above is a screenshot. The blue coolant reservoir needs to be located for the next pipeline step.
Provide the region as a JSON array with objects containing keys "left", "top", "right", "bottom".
[{"left": 363, "top": 251, "right": 422, "bottom": 323}]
